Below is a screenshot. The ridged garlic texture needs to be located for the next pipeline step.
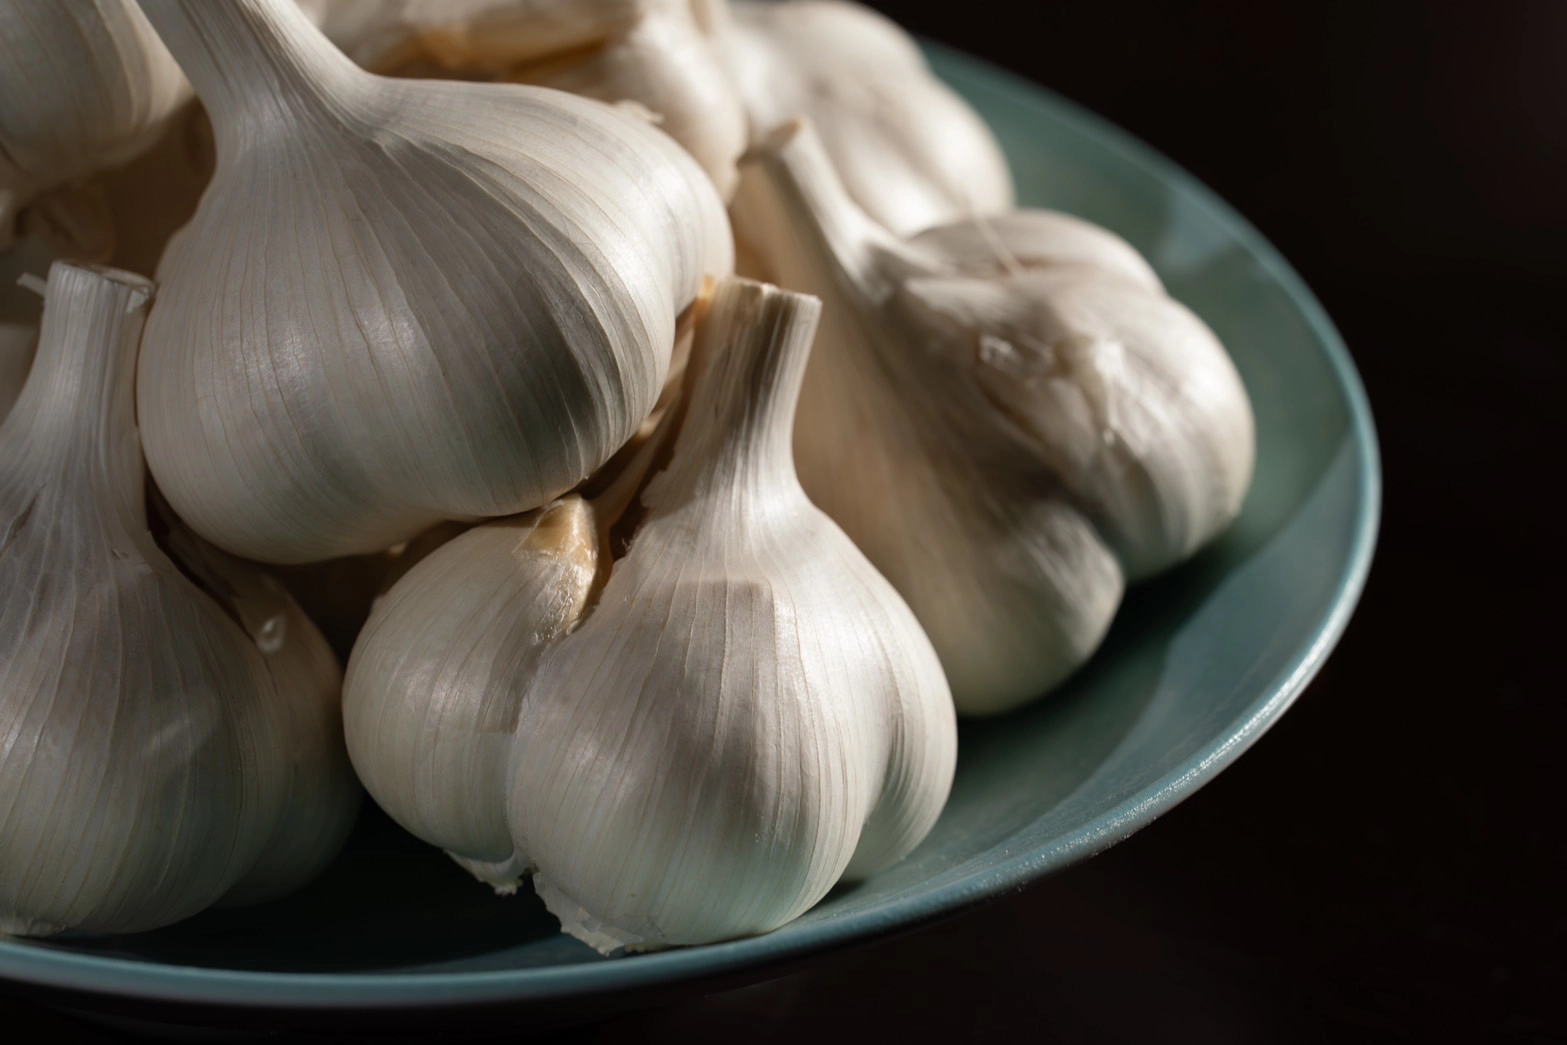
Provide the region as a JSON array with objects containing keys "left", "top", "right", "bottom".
[
  {"left": 344, "top": 276, "right": 957, "bottom": 953},
  {"left": 312, "top": 0, "right": 747, "bottom": 198},
  {"left": 722, "top": 0, "right": 1014, "bottom": 236},
  {"left": 0, "top": 262, "right": 358, "bottom": 937},
  {"left": 134, "top": 0, "right": 733, "bottom": 564},
  {"left": 732, "top": 121, "right": 1256, "bottom": 715},
  {"left": 0, "top": 0, "right": 189, "bottom": 249}
]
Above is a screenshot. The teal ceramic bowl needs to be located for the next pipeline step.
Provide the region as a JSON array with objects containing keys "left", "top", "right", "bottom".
[{"left": 0, "top": 43, "right": 1379, "bottom": 1031}]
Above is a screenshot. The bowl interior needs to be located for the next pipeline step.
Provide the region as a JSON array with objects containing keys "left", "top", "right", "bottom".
[{"left": 0, "top": 45, "right": 1377, "bottom": 1010}]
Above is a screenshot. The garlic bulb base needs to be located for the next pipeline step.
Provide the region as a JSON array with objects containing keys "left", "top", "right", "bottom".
[
  {"left": 533, "top": 876, "right": 648, "bottom": 956},
  {"left": 449, "top": 852, "right": 528, "bottom": 895},
  {"left": 0, "top": 915, "right": 62, "bottom": 940}
]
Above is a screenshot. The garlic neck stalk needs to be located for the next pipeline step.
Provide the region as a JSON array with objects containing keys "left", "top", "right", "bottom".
[
  {"left": 722, "top": 0, "right": 1014, "bottom": 236},
  {"left": 137, "top": 0, "right": 362, "bottom": 144},
  {"left": 637, "top": 275, "right": 810, "bottom": 505},
  {"left": 3, "top": 265, "right": 150, "bottom": 531}
]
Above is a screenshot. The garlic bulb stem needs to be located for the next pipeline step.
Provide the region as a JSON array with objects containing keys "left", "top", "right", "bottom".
[
  {"left": 136, "top": 0, "right": 360, "bottom": 139},
  {"left": 644, "top": 273, "right": 817, "bottom": 502},
  {"left": 723, "top": 0, "right": 1014, "bottom": 235},
  {"left": 736, "top": 121, "right": 905, "bottom": 302},
  {"left": 10, "top": 265, "right": 152, "bottom": 522}
]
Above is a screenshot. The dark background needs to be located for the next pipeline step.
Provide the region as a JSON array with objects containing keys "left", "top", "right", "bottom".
[{"left": 8, "top": 1, "right": 1563, "bottom": 1040}]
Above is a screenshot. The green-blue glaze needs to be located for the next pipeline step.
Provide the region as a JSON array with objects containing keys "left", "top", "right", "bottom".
[{"left": 0, "top": 43, "right": 1380, "bottom": 1017}]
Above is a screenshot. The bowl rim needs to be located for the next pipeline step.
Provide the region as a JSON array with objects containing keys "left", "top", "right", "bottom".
[{"left": 0, "top": 41, "right": 1381, "bottom": 1012}]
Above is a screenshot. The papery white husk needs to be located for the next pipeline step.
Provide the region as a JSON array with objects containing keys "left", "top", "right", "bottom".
[
  {"left": 721, "top": 0, "right": 1014, "bottom": 236},
  {"left": 0, "top": 262, "right": 355, "bottom": 936},
  {"left": 731, "top": 121, "right": 1255, "bottom": 714},
  {"left": 135, "top": 0, "right": 732, "bottom": 564}
]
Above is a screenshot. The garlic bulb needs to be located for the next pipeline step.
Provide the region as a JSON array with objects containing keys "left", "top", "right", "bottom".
[
  {"left": 0, "top": 262, "right": 356, "bottom": 936},
  {"left": 0, "top": 0, "right": 188, "bottom": 249},
  {"left": 314, "top": 0, "right": 747, "bottom": 199},
  {"left": 345, "top": 276, "right": 957, "bottom": 952},
  {"left": 732, "top": 122, "right": 1255, "bottom": 715},
  {"left": 134, "top": 0, "right": 732, "bottom": 565},
  {"left": 722, "top": 0, "right": 1013, "bottom": 236}
]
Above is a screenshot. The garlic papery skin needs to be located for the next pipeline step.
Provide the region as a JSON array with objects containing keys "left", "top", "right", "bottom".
[
  {"left": 317, "top": 0, "right": 747, "bottom": 199},
  {"left": 731, "top": 122, "right": 1255, "bottom": 715},
  {"left": 510, "top": 277, "right": 956, "bottom": 953},
  {"left": 343, "top": 498, "right": 601, "bottom": 890},
  {"left": 0, "top": 0, "right": 189, "bottom": 249},
  {"left": 722, "top": 0, "right": 1014, "bottom": 236},
  {"left": 134, "top": 0, "right": 733, "bottom": 565},
  {"left": 0, "top": 262, "right": 346, "bottom": 936}
]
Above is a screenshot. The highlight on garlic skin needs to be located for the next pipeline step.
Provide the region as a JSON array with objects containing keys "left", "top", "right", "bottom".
[
  {"left": 0, "top": 262, "right": 358, "bottom": 937},
  {"left": 732, "top": 121, "right": 1255, "bottom": 715},
  {"left": 0, "top": 0, "right": 189, "bottom": 250},
  {"left": 311, "top": 0, "right": 747, "bottom": 198},
  {"left": 344, "top": 276, "right": 957, "bottom": 953},
  {"left": 721, "top": 0, "right": 1014, "bottom": 236},
  {"left": 134, "top": 0, "right": 733, "bottom": 565}
]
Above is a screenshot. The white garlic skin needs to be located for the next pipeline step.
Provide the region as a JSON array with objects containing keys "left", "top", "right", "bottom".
[
  {"left": 343, "top": 499, "right": 600, "bottom": 890},
  {"left": 731, "top": 122, "right": 1254, "bottom": 714},
  {"left": 316, "top": 0, "right": 747, "bottom": 199},
  {"left": 724, "top": 0, "right": 1014, "bottom": 236},
  {"left": 0, "top": 0, "right": 188, "bottom": 247},
  {"left": 510, "top": 278, "right": 956, "bottom": 952},
  {"left": 0, "top": 263, "right": 351, "bottom": 936},
  {"left": 135, "top": 0, "right": 733, "bottom": 564}
]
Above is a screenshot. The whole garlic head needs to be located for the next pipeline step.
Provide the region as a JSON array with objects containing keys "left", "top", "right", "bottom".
[
  {"left": 314, "top": 0, "right": 747, "bottom": 198},
  {"left": 135, "top": 0, "right": 732, "bottom": 564},
  {"left": 0, "top": 262, "right": 356, "bottom": 936},
  {"left": 722, "top": 0, "right": 1014, "bottom": 236},
  {"left": 0, "top": 0, "right": 189, "bottom": 248},
  {"left": 344, "top": 277, "right": 957, "bottom": 952},
  {"left": 732, "top": 121, "right": 1255, "bottom": 715}
]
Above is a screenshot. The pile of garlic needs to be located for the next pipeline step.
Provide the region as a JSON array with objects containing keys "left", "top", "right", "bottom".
[{"left": 0, "top": 0, "right": 1252, "bottom": 950}]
